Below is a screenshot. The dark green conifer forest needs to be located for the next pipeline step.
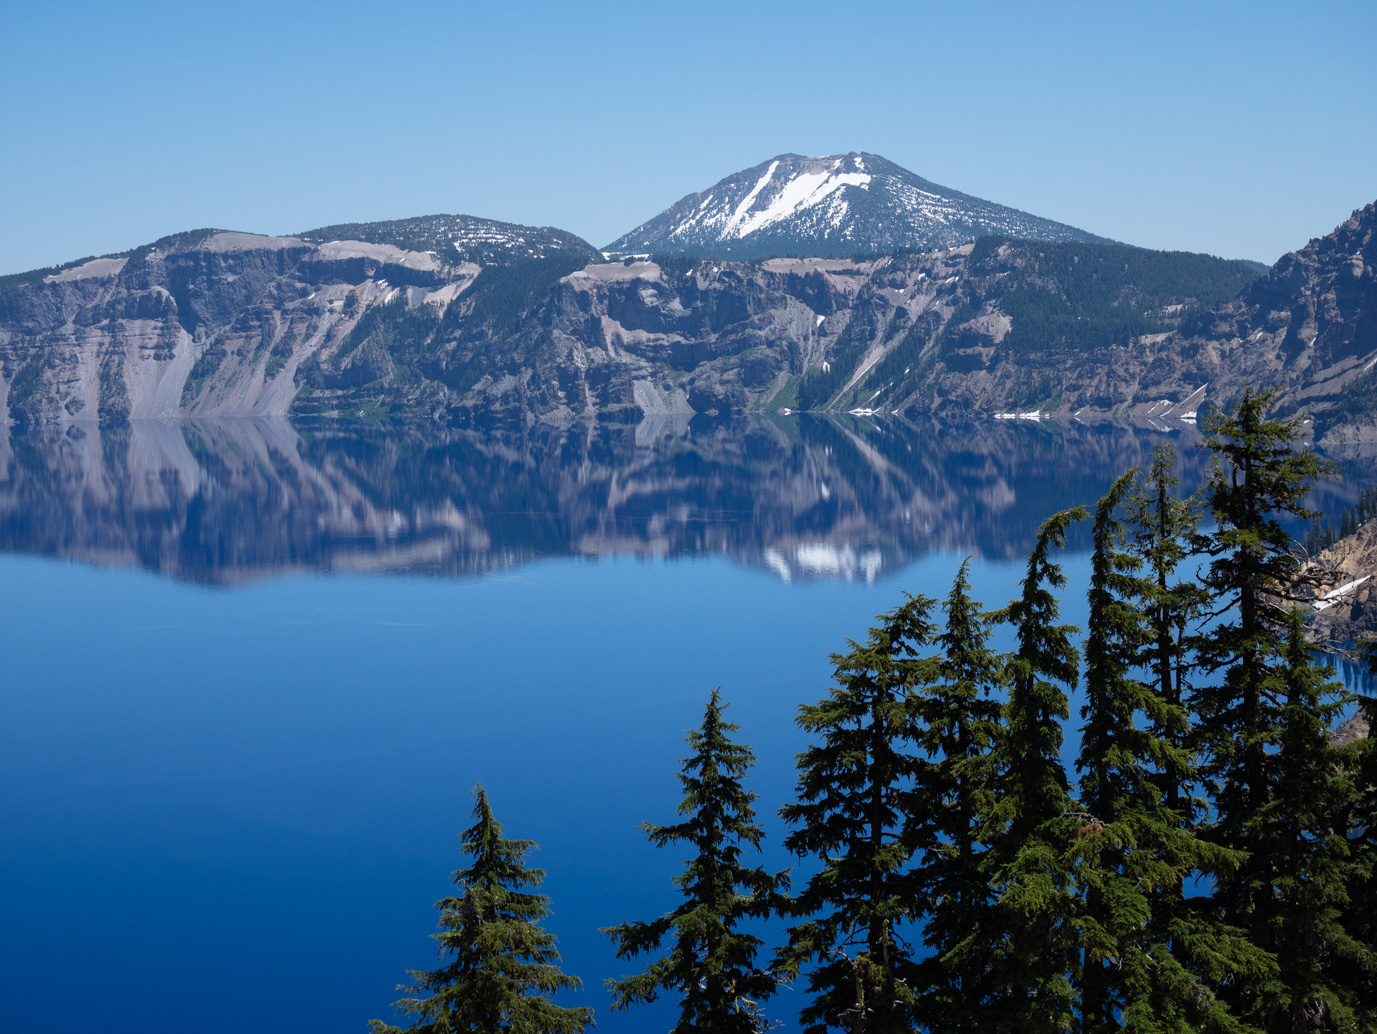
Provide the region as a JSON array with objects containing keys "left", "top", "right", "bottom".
[{"left": 374, "top": 388, "right": 1376, "bottom": 1034}]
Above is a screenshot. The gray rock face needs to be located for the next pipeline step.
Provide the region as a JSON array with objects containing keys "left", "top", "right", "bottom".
[
  {"left": 1334, "top": 711, "right": 1371, "bottom": 748},
  {"left": 1209, "top": 202, "right": 1377, "bottom": 434},
  {"left": 605, "top": 152, "right": 1114, "bottom": 260},
  {"left": 0, "top": 202, "right": 1372, "bottom": 432}
]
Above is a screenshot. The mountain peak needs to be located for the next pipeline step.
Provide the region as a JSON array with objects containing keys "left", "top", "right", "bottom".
[
  {"left": 296, "top": 213, "right": 597, "bottom": 266},
  {"left": 607, "top": 152, "right": 1112, "bottom": 259}
]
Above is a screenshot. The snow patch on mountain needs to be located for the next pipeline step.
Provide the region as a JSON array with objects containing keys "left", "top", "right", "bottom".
[
  {"left": 607, "top": 152, "right": 1113, "bottom": 260},
  {"left": 729, "top": 161, "right": 873, "bottom": 238},
  {"left": 724, "top": 160, "right": 779, "bottom": 235},
  {"left": 298, "top": 214, "right": 597, "bottom": 265}
]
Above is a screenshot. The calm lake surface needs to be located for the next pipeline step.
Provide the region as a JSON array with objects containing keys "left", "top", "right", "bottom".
[{"left": 0, "top": 415, "right": 1368, "bottom": 1033}]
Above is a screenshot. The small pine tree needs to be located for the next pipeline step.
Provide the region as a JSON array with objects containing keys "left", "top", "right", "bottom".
[
  {"left": 370, "top": 785, "right": 592, "bottom": 1034},
  {"left": 777, "top": 593, "right": 941, "bottom": 1034},
  {"left": 910, "top": 560, "right": 1006, "bottom": 1034},
  {"left": 1361, "top": 486, "right": 1377, "bottom": 525},
  {"left": 603, "top": 688, "right": 789, "bottom": 1033}
]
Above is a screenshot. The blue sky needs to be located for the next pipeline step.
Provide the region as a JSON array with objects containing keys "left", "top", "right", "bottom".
[{"left": 2, "top": 0, "right": 1373, "bottom": 273}]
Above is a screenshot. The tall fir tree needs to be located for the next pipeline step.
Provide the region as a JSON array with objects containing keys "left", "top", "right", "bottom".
[
  {"left": 603, "top": 688, "right": 788, "bottom": 1034},
  {"left": 980, "top": 507, "right": 1086, "bottom": 1034},
  {"left": 1125, "top": 444, "right": 1205, "bottom": 825},
  {"left": 371, "top": 785, "right": 592, "bottom": 1034},
  {"left": 1126, "top": 440, "right": 1276, "bottom": 1034},
  {"left": 909, "top": 560, "right": 1006, "bottom": 1034},
  {"left": 1195, "top": 388, "right": 1335, "bottom": 871},
  {"left": 1077, "top": 472, "right": 1266, "bottom": 1034},
  {"left": 777, "top": 593, "right": 940, "bottom": 1034},
  {"left": 1192, "top": 387, "right": 1340, "bottom": 1029},
  {"left": 1245, "top": 611, "right": 1362, "bottom": 1031},
  {"left": 1341, "top": 656, "right": 1377, "bottom": 1026}
]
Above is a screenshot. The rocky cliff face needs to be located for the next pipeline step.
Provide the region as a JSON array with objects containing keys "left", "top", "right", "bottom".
[
  {"left": 1137, "top": 201, "right": 1377, "bottom": 434},
  {"left": 1, "top": 203, "right": 1372, "bottom": 431},
  {"left": 1305, "top": 511, "right": 1377, "bottom": 641}
]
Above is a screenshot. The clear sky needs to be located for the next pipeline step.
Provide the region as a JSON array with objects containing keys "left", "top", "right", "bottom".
[{"left": 2, "top": 0, "right": 1373, "bottom": 274}]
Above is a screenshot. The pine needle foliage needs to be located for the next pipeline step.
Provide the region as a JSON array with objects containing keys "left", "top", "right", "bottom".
[
  {"left": 1191, "top": 388, "right": 1342, "bottom": 1027},
  {"left": 1077, "top": 471, "right": 1266, "bottom": 1034},
  {"left": 1125, "top": 444, "right": 1207, "bottom": 824},
  {"left": 370, "top": 785, "right": 592, "bottom": 1034},
  {"left": 1194, "top": 388, "right": 1337, "bottom": 865},
  {"left": 1341, "top": 653, "right": 1377, "bottom": 1025},
  {"left": 979, "top": 506, "right": 1086, "bottom": 1034},
  {"left": 777, "top": 593, "right": 941, "bottom": 1034},
  {"left": 910, "top": 560, "right": 1006, "bottom": 1034},
  {"left": 603, "top": 688, "right": 789, "bottom": 1034},
  {"left": 1245, "top": 612, "right": 1362, "bottom": 1032}
]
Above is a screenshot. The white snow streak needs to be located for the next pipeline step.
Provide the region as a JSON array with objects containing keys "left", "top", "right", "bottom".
[
  {"left": 723, "top": 161, "right": 780, "bottom": 237},
  {"left": 728, "top": 168, "right": 873, "bottom": 238},
  {"left": 1313, "top": 575, "right": 1372, "bottom": 612}
]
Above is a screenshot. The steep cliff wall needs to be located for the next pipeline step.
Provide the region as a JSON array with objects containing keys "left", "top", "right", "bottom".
[{"left": 1, "top": 203, "right": 1371, "bottom": 430}]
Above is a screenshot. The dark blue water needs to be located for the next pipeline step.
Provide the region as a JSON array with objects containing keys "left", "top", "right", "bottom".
[{"left": 0, "top": 416, "right": 1368, "bottom": 1033}]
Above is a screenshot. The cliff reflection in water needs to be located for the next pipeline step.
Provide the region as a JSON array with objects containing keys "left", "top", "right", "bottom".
[{"left": 0, "top": 415, "right": 1360, "bottom": 585}]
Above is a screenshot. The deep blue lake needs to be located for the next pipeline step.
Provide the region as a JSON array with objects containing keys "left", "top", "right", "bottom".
[{"left": 0, "top": 415, "right": 1368, "bottom": 1033}]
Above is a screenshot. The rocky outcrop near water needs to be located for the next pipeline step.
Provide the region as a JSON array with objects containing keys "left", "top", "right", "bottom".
[{"left": 1306, "top": 512, "right": 1377, "bottom": 641}]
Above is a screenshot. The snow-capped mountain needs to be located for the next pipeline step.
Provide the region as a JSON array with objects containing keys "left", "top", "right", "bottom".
[
  {"left": 297, "top": 213, "right": 598, "bottom": 266},
  {"left": 606, "top": 152, "right": 1113, "bottom": 259}
]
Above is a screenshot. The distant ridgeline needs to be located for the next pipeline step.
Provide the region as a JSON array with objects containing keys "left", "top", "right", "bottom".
[{"left": 0, "top": 151, "right": 1372, "bottom": 435}]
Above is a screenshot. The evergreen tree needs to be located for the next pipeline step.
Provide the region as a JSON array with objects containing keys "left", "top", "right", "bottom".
[
  {"left": 604, "top": 688, "right": 788, "bottom": 1034},
  {"left": 1125, "top": 447, "right": 1275, "bottom": 1034},
  {"left": 910, "top": 561, "right": 1006, "bottom": 1034},
  {"left": 1243, "top": 611, "right": 1362, "bottom": 1032},
  {"left": 980, "top": 507, "right": 1086, "bottom": 1034},
  {"left": 1077, "top": 471, "right": 1264, "bottom": 1034},
  {"left": 1126, "top": 445, "right": 1205, "bottom": 823},
  {"left": 777, "top": 593, "right": 941, "bottom": 1034},
  {"left": 1194, "top": 387, "right": 1329, "bottom": 878},
  {"left": 1192, "top": 387, "right": 1339, "bottom": 1027},
  {"left": 1303, "top": 518, "right": 1329, "bottom": 557},
  {"left": 1341, "top": 657, "right": 1377, "bottom": 1026},
  {"left": 1360, "top": 486, "right": 1377, "bottom": 526},
  {"left": 371, "top": 785, "right": 592, "bottom": 1034}
]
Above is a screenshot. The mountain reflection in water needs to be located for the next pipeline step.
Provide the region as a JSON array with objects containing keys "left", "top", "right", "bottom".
[{"left": 0, "top": 415, "right": 1365, "bottom": 585}]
